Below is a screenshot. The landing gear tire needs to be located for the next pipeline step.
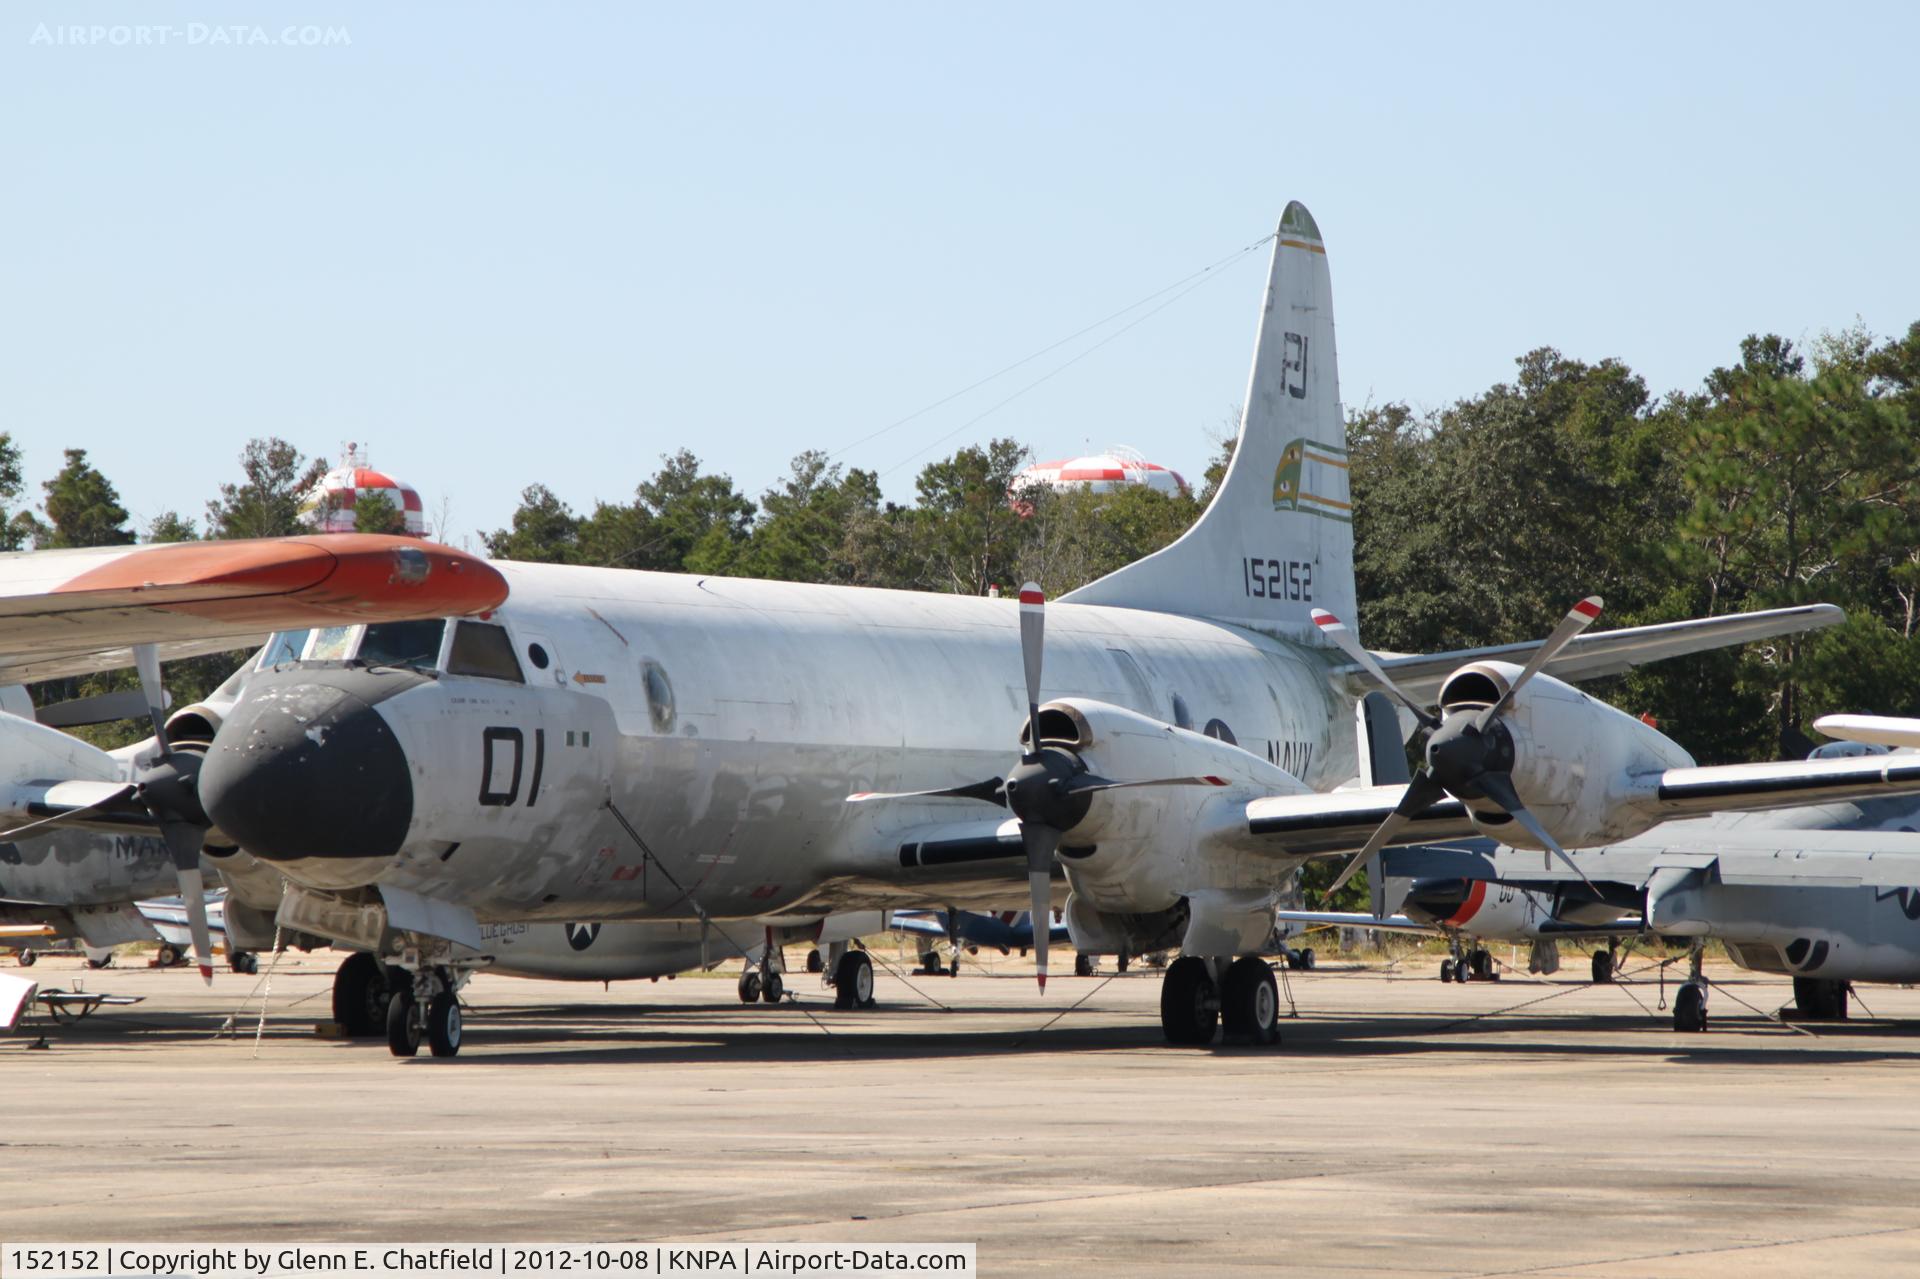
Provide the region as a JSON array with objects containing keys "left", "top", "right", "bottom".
[
  {"left": 17, "top": 949, "right": 34, "bottom": 968},
  {"left": 805, "top": 948, "right": 824, "bottom": 974},
  {"left": 231, "top": 951, "right": 259, "bottom": 976},
  {"left": 386, "top": 990, "right": 422, "bottom": 1058},
  {"left": 1220, "top": 957, "right": 1280, "bottom": 1045},
  {"left": 1160, "top": 956, "right": 1219, "bottom": 1046},
  {"left": 761, "top": 971, "right": 784, "bottom": 1003},
  {"left": 737, "top": 971, "right": 763, "bottom": 1005},
  {"left": 88, "top": 954, "right": 113, "bottom": 970},
  {"left": 1793, "top": 976, "right": 1849, "bottom": 1021},
  {"left": 1074, "top": 952, "right": 1094, "bottom": 978},
  {"left": 1673, "top": 982, "right": 1708, "bottom": 1033},
  {"left": 1591, "top": 950, "right": 1614, "bottom": 984},
  {"left": 334, "top": 952, "right": 399, "bottom": 1037},
  {"left": 1439, "top": 959, "right": 1455, "bottom": 983},
  {"left": 1116, "top": 951, "right": 1131, "bottom": 974},
  {"left": 1470, "top": 948, "right": 1492, "bottom": 979},
  {"left": 1299, "top": 947, "right": 1316, "bottom": 971},
  {"left": 919, "top": 952, "right": 943, "bottom": 977},
  {"left": 833, "top": 949, "right": 874, "bottom": 1010},
  {"left": 157, "top": 944, "right": 181, "bottom": 968},
  {"left": 427, "top": 992, "right": 462, "bottom": 1057}
]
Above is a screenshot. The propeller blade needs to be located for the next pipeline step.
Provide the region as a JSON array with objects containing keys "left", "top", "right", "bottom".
[
  {"left": 1322, "top": 772, "right": 1448, "bottom": 897},
  {"left": 160, "top": 823, "right": 214, "bottom": 984},
  {"left": 132, "top": 642, "right": 172, "bottom": 757},
  {"left": 1066, "top": 774, "right": 1232, "bottom": 794},
  {"left": 1311, "top": 609, "right": 1438, "bottom": 728},
  {"left": 1474, "top": 596, "right": 1603, "bottom": 730},
  {"left": 846, "top": 777, "right": 1005, "bottom": 805},
  {"left": 1018, "top": 583, "right": 1045, "bottom": 758},
  {"left": 1475, "top": 772, "right": 1607, "bottom": 900},
  {"left": 1020, "top": 822, "right": 1062, "bottom": 992}
]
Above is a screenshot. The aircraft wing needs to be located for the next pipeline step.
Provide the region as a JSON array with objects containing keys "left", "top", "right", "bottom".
[
  {"left": 0, "top": 534, "right": 507, "bottom": 685},
  {"left": 1385, "top": 829, "right": 1920, "bottom": 892},
  {"left": 1237, "top": 786, "right": 1479, "bottom": 856},
  {"left": 1223, "top": 753, "right": 1920, "bottom": 864},
  {"left": 1342, "top": 603, "right": 1842, "bottom": 702},
  {"left": 1274, "top": 909, "right": 1432, "bottom": 933}
]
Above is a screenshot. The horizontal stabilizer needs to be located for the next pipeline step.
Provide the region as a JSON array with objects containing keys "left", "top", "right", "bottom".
[{"left": 1346, "top": 604, "right": 1843, "bottom": 702}]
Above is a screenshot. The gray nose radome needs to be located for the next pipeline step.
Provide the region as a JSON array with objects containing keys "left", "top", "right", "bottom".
[{"left": 200, "top": 667, "right": 420, "bottom": 864}]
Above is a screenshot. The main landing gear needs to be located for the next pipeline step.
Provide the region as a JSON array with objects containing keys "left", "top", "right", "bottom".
[
  {"left": 386, "top": 965, "right": 464, "bottom": 1058},
  {"left": 832, "top": 948, "right": 875, "bottom": 1010},
  {"left": 738, "top": 936, "right": 785, "bottom": 1005},
  {"left": 1439, "top": 942, "right": 1494, "bottom": 983},
  {"left": 1672, "top": 943, "right": 1708, "bottom": 1033},
  {"left": 1792, "top": 976, "right": 1850, "bottom": 1021},
  {"left": 1591, "top": 944, "right": 1616, "bottom": 985},
  {"left": 1159, "top": 955, "right": 1280, "bottom": 1047}
]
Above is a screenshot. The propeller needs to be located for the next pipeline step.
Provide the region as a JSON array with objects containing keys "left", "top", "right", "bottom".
[
  {"left": 130, "top": 643, "right": 217, "bottom": 984},
  {"left": 1315, "top": 597, "right": 1605, "bottom": 897},
  {"left": 845, "top": 582, "right": 1227, "bottom": 992}
]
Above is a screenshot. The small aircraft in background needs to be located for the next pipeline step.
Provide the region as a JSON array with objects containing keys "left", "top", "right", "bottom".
[
  {"left": 1277, "top": 838, "right": 1644, "bottom": 985},
  {"left": 889, "top": 907, "right": 1070, "bottom": 976}
]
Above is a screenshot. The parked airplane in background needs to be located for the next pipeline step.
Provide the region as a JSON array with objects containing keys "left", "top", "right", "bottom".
[
  {"left": 1278, "top": 838, "right": 1644, "bottom": 984},
  {"left": 889, "top": 907, "right": 1069, "bottom": 976},
  {"left": 1374, "top": 771, "right": 1920, "bottom": 1030},
  {"left": 7, "top": 204, "right": 1918, "bottom": 1058}
]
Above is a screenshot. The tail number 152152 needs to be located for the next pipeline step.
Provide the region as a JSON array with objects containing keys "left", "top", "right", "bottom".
[{"left": 1242, "top": 557, "right": 1312, "bottom": 602}]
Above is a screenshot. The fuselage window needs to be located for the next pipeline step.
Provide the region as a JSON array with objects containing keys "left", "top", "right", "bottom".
[
  {"left": 258, "top": 629, "right": 311, "bottom": 669},
  {"left": 642, "top": 658, "right": 675, "bottom": 733},
  {"left": 527, "top": 642, "right": 550, "bottom": 670},
  {"left": 446, "top": 621, "right": 525, "bottom": 683},
  {"left": 359, "top": 619, "right": 447, "bottom": 671},
  {"left": 308, "top": 625, "right": 358, "bottom": 661}
]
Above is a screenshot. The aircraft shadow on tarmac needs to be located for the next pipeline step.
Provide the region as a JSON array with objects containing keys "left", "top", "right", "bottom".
[{"left": 14, "top": 981, "right": 1920, "bottom": 1067}]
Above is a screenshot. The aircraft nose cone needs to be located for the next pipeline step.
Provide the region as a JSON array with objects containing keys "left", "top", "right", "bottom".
[{"left": 200, "top": 668, "right": 421, "bottom": 865}]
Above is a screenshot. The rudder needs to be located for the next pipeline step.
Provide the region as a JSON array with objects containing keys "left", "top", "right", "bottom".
[{"left": 1061, "top": 202, "right": 1355, "bottom": 645}]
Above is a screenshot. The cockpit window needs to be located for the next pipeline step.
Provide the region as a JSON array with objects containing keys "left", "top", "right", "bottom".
[
  {"left": 359, "top": 619, "right": 447, "bottom": 671},
  {"left": 445, "top": 621, "right": 524, "bottom": 683},
  {"left": 258, "top": 629, "right": 311, "bottom": 669},
  {"left": 308, "top": 626, "right": 358, "bottom": 661}
]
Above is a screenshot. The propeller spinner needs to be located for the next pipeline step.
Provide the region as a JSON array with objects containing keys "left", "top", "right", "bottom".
[
  {"left": 1312, "top": 597, "right": 1605, "bottom": 897},
  {"left": 847, "top": 583, "right": 1226, "bottom": 992}
]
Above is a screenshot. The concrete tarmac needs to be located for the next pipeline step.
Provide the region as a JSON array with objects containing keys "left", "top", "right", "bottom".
[{"left": 5, "top": 949, "right": 1920, "bottom": 1277}]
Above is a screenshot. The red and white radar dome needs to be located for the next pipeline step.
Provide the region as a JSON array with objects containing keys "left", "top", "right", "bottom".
[
  {"left": 1013, "top": 447, "right": 1190, "bottom": 497},
  {"left": 300, "top": 444, "right": 428, "bottom": 536}
]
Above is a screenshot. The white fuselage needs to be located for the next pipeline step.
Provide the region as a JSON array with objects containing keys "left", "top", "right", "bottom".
[{"left": 271, "top": 564, "right": 1355, "bottom": 925}]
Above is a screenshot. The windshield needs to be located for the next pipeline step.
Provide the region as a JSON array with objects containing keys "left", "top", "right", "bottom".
[
  {"left": 358, "top": 619, "right": 447, "bottom": 671},
  {"left": 258, "top": 629, "right": 311, "bottom": 668}
]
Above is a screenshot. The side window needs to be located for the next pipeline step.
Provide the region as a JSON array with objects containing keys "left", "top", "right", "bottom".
[{"left": 445, "top": 621, "right": 525, "bottom": 683}]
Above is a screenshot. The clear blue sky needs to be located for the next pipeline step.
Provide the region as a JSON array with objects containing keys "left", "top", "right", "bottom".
[{"left": 5, "top": 2, "right": 1916, "bottom": 549}]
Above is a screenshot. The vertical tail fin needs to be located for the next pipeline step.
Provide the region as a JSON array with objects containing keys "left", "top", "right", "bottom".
[{"left": 1060, "top": 202, "right": 1355, "bottom": 644}]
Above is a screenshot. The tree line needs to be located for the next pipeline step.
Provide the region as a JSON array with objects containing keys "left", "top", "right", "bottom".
[{"left": 9, "top": 319, "right": 1919, "bottom": 764}]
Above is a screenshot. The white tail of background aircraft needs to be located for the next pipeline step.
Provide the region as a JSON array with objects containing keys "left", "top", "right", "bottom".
[{"left": 1063, "top": 201, "right": 1355, "bottom": 645}]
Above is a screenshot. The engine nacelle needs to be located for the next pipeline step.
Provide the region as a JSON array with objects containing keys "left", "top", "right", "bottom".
[
  {"left": 1436, "top": 661, "right": 1694, "bottom": 848},
  {"left": 1064, "top": 893, "right": 1188, "bottom": 957}
]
